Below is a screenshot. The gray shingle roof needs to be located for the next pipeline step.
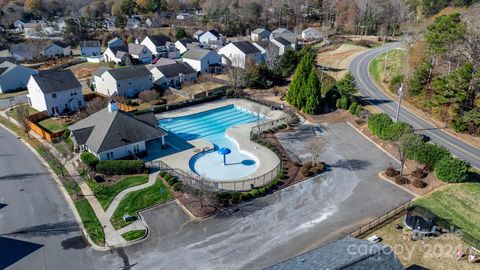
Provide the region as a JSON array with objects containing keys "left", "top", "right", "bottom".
[
  {"left": 80, "top": 40, "right": 100, "bottom": 48},
  {"left": 273, "top": 37, "right": 291, "bottom": 46},
  {"left": 144, "top": 35, "right": 171, "bottom": 46},
  {"left": 232, "top": 41, "right": 260, "bottom": 54},
  {"left": 266, "top": 237, "right": 405, "bottom": 270},
  {"left": 182, "top": 48, "right": 213, "bottom": 61},
  {"left": 99, "top": 66, "right": 151, "bottom": 81},
  {"left": 128, "top": 44, "right": 147, "bottom": 55},
  {"left": 154, "top": 62, "right": 196, "bottom": 78},
  {"left": 252, "top": 28, "right": 269, "bottom": 34},
  {"left": 109, "top": 45, "right": 128, "bottom": 55},
  {"left": 69, "top": 107, "right": 166, "bottom": 153},
  {"left": 31, "top": 69, "right": 81, "bottom": 94},
  {"left": 178, "top": 38, "right": 199, "bottom": 47},
  {"left": 272, "top": 28, "right": 293, "bottom": 34},
  {"left": 53, "top": 41, "right": 69, "bottom": 48}
]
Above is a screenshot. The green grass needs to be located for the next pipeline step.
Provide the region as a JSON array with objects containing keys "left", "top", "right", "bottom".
[
  {"left": 121, "top": 230, "right": 146, "bottom": 241},
  {"left": 74, "top": 199, "right": 105, "bottom": 246},
  {"left": 0, "top": 89, "right": 28, "bottom": 99},
  {"left": 369, "top": 49, "right": 406, "bottom": 91},
  {"left": 87, "top": 175, "right": 149, "bottom": 210},
  {"left": 369, "top": 56, "right": 381, "bottom": 82},
  {"left": 414, "top": 183, "right": 480, "bottom": 240},
  {"left": 110, "top": 178, "right": 172, "bottom": 229},
  {"left": 35, "top": 145, "right": 67, "bottom": 177},
  {"left": 6, "top": 105, "right": 38, "bottom": 122},
  {"left": 38, "top": 118, "right": 70, "bottom": 133}
]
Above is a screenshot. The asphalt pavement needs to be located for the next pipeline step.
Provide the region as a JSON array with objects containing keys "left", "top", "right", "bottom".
[
  {"left": 0, "top": 94, "right": 27, "bottom": 110},
  {"left": 349, "top": 42, "right": 480, "bottom": 168}
]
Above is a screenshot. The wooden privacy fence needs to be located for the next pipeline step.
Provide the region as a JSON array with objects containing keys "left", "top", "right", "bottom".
[
  {"left": 27, "top": 111, "right": 65, "bottom": 142},
  {"left": 83, "top": 92, "right": 137, "bottom": 112}
]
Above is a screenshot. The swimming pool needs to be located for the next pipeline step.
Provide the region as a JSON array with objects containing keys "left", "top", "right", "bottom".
[{"left": 159, "top": 105, "right": 261, "bottom": 180}]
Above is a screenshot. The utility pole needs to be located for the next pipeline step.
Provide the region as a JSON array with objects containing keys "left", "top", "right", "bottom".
[
  {"left": 383, "top": 47, "right": 389, "bottom": 80},
  {"left": 395, "top": 83, "right": 404, "bottom": 122}
]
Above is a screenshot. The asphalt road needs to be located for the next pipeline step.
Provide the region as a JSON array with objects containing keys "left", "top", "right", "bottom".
[
  {"left": 0, "top": 126, "right": 107, "bottom": 270},
  {"left": 0, "top": 95, "right": 27, "bottom": 110},
  {"left": 349, "top": 42, "right": 480, "bottom": 168}
]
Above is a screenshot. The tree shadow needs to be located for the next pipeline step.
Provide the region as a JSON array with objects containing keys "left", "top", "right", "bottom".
[
  {"left": 3, "top": 221, "right": 80, "bottom": 238},
  {"left": 0, "top": 172, "right": 49, "bottom": 182},
  {"left": 0, "top": 203, "right": 7, "bottom": 210},
  {"left": 363, "top": 98, "right": 393, "bottom": 106},
  {"left": 0, "top": 236, "right": 43, "bottom": 269},
  {"left": 329, "top": 159, "right": 371, "bottom": 171}
]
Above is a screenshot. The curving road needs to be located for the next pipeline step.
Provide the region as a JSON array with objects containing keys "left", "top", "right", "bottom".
[{"left": 349, "top": 42, "right": 480, "bottom": 169}]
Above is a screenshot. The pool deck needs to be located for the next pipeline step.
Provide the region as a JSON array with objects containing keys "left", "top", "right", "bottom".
[{"left": 154, "top": 98, "right": 285, "bottom": 189}]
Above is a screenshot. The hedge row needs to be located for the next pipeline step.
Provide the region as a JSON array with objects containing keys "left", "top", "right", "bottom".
[
  {"left": 96, "top": 160, "right": 145, "bottom": 175},
  {"left": 367, "top": 113, "right": 413, "bottom": 141}
]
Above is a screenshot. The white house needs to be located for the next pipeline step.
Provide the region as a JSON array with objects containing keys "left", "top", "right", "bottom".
[
  {"left": 128, "top": 44, "right": 152, "bottom": 64},
  {"left": 69, "top": 100, "right": 166, "bottom": 160},
  {"left": 270, "top": 28, "right": 296, "bottom": 44},
  {"left": 176, "top": 13, "right": 189, "bottom": 20},
  {"left": 174, "top": 38, "right": 201, "bottom": 54},
  {"left": 42, "top": 41, "right": 71, "bottom": 58},
  {"left": 302, "top": 27, "right": 322, "bottom": 40},
  {"left": 182, "top": 49, "right": 221, "bottom": 74},
  {"left": 198, "top": 30, "right": 226, "bottom": 49},
  {"left": 271, "top": 37, "right": 295, "bottom": 56},
  {"left": 140, "top": 35, "right": 173, "bottom": 57},
  {"left": 80, "top": 40, "right": 101, "bottom": 57},
  {"left": 253, "top": 40, "right": 280, "bottom": 60},
  {"left": 27, "top": 70, "right": 84, "bottom": 116},
  {"left": 13, "top": 19, "right": 26, "bottom": 32},
  {"left": 10, "top": 44, "right": 40, "bottom": 61},
  {"left": 149, "top": 62, "right": 197, "bottom": 88},
  {"left": 193, "top": 30, "right": 204, "bottom": 39},
  {"left": 93, "top": 66, "right": 153, "bottom": 97},
  {"left": 107, "top": 37, "right": 123, "bottom": 48},
  {"left": 0, "top": 61, "right": 38, "bottom": 93},
  {"left": 251, "top": 28, "right": 271, "bottom": 42},
  {"left": 103, "top": 45, "right": 129, "bottom": 64},
  {"left": 218, "top": 41, "right": 262, "bottom": 69}
]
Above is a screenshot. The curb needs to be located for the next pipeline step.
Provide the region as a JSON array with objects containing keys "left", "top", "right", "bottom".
[{"left": 377, "top": 172, "right": 419, "bottom": 198}]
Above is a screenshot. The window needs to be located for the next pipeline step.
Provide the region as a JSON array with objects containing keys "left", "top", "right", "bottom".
[
  {"left": 52, "top": 93, "right": 57, "bottom": 98},
  {"left": 106, "top": 152, "right": 114, "bottom": 160},
  {"left": 74, "top": 92, "right": 77, "bottom": 95},
  {"left": 133, "top": 144, "right": 140, "bottom": 153},
  {"left": 78, "top": 100, "right": 82, "bottom": 107},
  {"left": 70, "top": 92, "right": 73, "bottom": 96}
]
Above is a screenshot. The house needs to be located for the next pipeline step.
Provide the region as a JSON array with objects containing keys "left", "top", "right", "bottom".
[
  {"left": 93, "top": 66, "right": 153, "bottom": 97},
  {"left": 149, "top": 62, "right": 196, "bottom": 88},
  {"left": 218, "top": 41, "right": 262, "bottom": 69},
  {"left": 302, "top": 27, "right": 322, "bottom": 40},
  {"left": 140, "top": 35, "right": 177, "bottom": 58},
  {"left": 13, "top": 19, "right": 26, "bottom": 32},
  {"left": 103, "top": 45, "right": 129, "bottom": 64},
  {"left": 253, "top": 40, "right": 280, "bottom": 60},
  {"left": 251, "top": 28, "right": 271, "bottom": 42},
  {"left": 0, "top": 46, "right": 10, "bottom": 57},
  {"left": 271, "top": 37, "right": 295, "bottom": 55},
  {"left": 80, "top": 40, "right": 101, "bottom": 57},
  {"left": 27, "top": 69, "right": 84, "bottom": 116},
  {"left": 145, "top": 18, "right": 153, "bottom": 28},
  {"left": 197, "top": 30, "right": 226, "bottom": 49},
  {"left": 266, "top": 237, "right": 405, "bottom": 270},
  {"left": 107, "top": 37, "right": 123, "bottom": 48},
  {"left": 176, "top": 13, "right": 189, "bottom": 20},
  {"left": 23, "top": 20, "right": 45, "bottom": 35},
  {"left": 69, "top": 100, "right": 167, "bottom": 160},
  {"left": 174, "top": 38, "right": 201, "bottom": 54},
  {"left": 193, "top": 30, "right": 204, "bottom": 39},
  {"left": 270, "top": 28, "right": 297, "bottom": 44},
  {"left": 42, "top": 41, "right": 71, "bottom": 58},
  {"left": 155, "top": 58, "right": 177, "bottom": 66},
  {"left": 128, "top": 44, "right": 152, "bottom": 64},
  {"left": 10, "top": 44, "right": 40, "bottom": 61},
  {"left": 0, "top": 61, "right": 38, "bottom": 93},
  {"left": 182, "top": 49, "right": 221, "bottom": 74},
  {"left": 127, "top": 16, "right": 141, "bottom": 29}
]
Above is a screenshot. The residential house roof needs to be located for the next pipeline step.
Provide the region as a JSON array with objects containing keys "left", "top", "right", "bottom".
[
  {"left": 155, "top": 58, "right": 177, "bottom": 66},
  {"left": 272, "top": 28, "right": 293, "bottom": 34},
  {"left": 182, "top": 48, "right": 213, "bottom": 61},
  {"left": 69, "top": 106, "right": 166, "bottom": 153},
  {"left": 53, "top": 41, "right": 69, "bottom": 48},
  {"left": 303, "top": 27, "right": 319, "bottom": 33},
  {"left": 266, "top": 237, "right": 405, "bottom": 270},
  {"left": 178, "top": 38, "right": 199, "bottom": 47},
  {"left": 96, "top": 66, "right": 151, "bottom": 81},
  {"left": 232, "top": 41, "right": 260, "bottom": 54},
  {"left": 254, "top": 40, "right": 272, "bottom": 50},
  {"left": 207, "top": 29, "right": 220, "bottom": 38},
  {"left": 107, "top": 37, "right": 122, "bottom": 46},
  {"left": 31, "top": 69, "right": 81, "bottom": 94},
  {"left": 0, "top": 61, "right": 16, "bottom": 76},
  {"left": 194, "top": 30, "right": 204, "bottom": 36},
  {"left": 80, "top": 40, "right": 100, "bottom": 48},
  {"left": 107, "top": 45, "right": 128, "bottom": 57},
  {"left": 10, "top": 43, "right": 39, "bottom": 59},
  {"left": 128, "top": 44, "right": 148, "bottom": 55},
  {"left": 154, "top": 62, "right": 196, "bottom": 78},
  {"left": 273, "top": 37, "right": 291, "bottom": 46},
  {"left": 252, "top": 28, "right": 269, "bottom": 34},
  {"left": 144, "top": 35, "right": 171, "bottom": 46}
]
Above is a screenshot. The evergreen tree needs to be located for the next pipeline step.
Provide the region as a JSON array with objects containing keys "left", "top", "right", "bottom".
[
  {"left": 302, "top": 67, "right": 322, "bottom": 114},
  {"left": 286, "top": 52, "right": 313, "bottom": 108},
  {"left": 336, "top": 72, "right": 358, "bottom": 100},
  {"left": 408, "top": 60, "right": 432, "bottom": 96},
  {"left": 426, "top": 13, "right": 466, "bottom": 56}
]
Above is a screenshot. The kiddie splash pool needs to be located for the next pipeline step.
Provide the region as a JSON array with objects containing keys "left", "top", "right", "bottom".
[{"left": 159, "top": 105, "right": 261, "bottom": 180}]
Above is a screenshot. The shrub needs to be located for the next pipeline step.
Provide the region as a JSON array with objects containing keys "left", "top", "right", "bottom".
[
  {"left": 383, "top": 122, "right": 413, "bottom": 141},
  {"left": 80, "top": 152, "right": 99, "bottom": 168},
  {"left": 159, "top": 171, "right": 166, "bottom": 177},
  {"left": 301, "top": 162, "right": 314, "bottom": 177},
  {"left": 412, "top": 168, "right": 427, "bottom": 179},
  {"left": 412, "top": 179, "right": 428, "bottom": 188},
  {"left": 310, "top": 162, "right": 325, "bottom": 174},
  {"left": 434, "top": 156, "right": 469, "bottom": 183},
  {"left": 368, "top": 113, "right": 393, "bottom": 139},
  {"left": 348, "top": 102, "right": 358, "bottom": 115},
  {"left": 336, "top": 96, "right": 349, "bottom": 109},
  {"left": 95, "top": 160, "right": 144, "bottom": 175},
  {"left": 277, "top": 169, "right": 286, "bottom": 180},
  {"left": 240, "top": 192, "right": 251, "bottom": 201},
  {"left": 385, "top": 166, "right": 399, "bottom": 177},
  {"left": 394, "top": 176, "right": 410, "bottom": 185},
  {"left": 172, "top": 182, "right": 183, "bottom": 191},
  {"left": 249, "top": 189, "right": 260, "bottom": 198},
  {"left": 167, "top": 176, "right": 177, "bottom": 186},
  {"left": 407, "top": 143, "right": 451, "bottom": 167},
  {"left": 388, "top": 74, "right": 404, "bottom": 92},
  {"left": 150, "top": 99, "right": 166, "bottom": 105},
  {"left": 231, "top": 192, "right": 241, "bottom": 204},
  {"left": 354, "top": 104, "right": 363, "bottom": 116},
  {"left": 258, "top": 187, "right": 266, "bottom": 195}
]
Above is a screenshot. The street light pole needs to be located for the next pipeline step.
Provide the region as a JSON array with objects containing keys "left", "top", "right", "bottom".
[{"left": 395, "top": 83, "right": 404, "bottom": 122}]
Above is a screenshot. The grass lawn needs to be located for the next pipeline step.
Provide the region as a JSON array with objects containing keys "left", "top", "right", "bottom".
[
  {"left": 414, "top": 183, "right": 480, "bottom": 240},
  {"left": 67, "top": 61, "right": 121, "bottom": 80},
  {"left": 0, "top": 90, "right": 28, "bottom": 100},
  {"left": 110, "top": 178, "right": 172, "bottom": 229},
  {"left": 365, "top": 216, "right": 473, "bottom": 269},
  {"left": 121, "top": 230, "right": 146, "bottom": 241},
  {"left": 369, "top": 49, "right": 406, "bottom": 92},
  {"left": 74, "top": 199, "right": 105, "bottom": 246},
  {"left": 7, "top": 105, "right": 38, "bottom": 121},
  {"left": 87, "top": 175, "right": 149, "bottom": 210},
  {"left": 37, "top": 118, "right": 70, "bottom": 133}
]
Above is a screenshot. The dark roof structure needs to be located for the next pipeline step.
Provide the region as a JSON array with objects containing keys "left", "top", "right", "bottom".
[
  {"left": 69, "top": 106, "right": 166, "bottom": 153},
  {"left": 80, "top": 40, "right": 100, "bottom": 48},
  {"left": 53, "top": 41, "right": 69, "bottom": 48},
  {"left": 273, "top": 36, "right": 292, "bottom": 46},
  {"left": 182, "top": 48, "right": 214, "bottom": 60},
  {"left": 144, "top": 35, "right": 171, "bottom": 46},
  {"left": 232, "top": 41, "right": 260, "bottom": 54},
  {"left": 128, "top": 44, "right": 147, "bottom": 55},
  {"left": 207, "top": 29, "right": 220, "bottom": 38},
  {"left": 266, "top": 237, "right": 405, "bottom": 270},
  {"left": 155, "top": 62, "right": 196, "bottom": 78},
  {"left": 96, "top": 66, "right": 151, "bottom": 81},
  {"left": 178, "top": 38, "right": 199, "bottom": 47},
  {"left": 31, "top": 70, "right": 81, "bottom": 93}
]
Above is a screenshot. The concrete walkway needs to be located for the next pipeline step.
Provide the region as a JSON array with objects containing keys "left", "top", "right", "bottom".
[{"left": 0, "top": 108, "right": 154, "bottom": 248}]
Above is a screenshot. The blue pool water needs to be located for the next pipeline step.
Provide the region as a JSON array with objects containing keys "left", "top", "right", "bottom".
[{"left": 159, "top": 105, "right": 260, "bottom": 180}]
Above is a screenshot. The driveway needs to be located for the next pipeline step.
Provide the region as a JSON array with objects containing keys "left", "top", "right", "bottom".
[{"left": 95, "top": 122, "right": 414, "bottom": 270}]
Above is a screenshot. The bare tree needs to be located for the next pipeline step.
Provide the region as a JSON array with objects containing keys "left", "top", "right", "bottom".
[
  {"left": 251, "top": 103, "right": 270, "bottom": 135},
  {"left": 85, "top": 97, "right": 109, "bottom": 116},
  {"left": 223, "top": 55, "right": 247, "bottom": 96},
  {"left": 182, "top": 177, "right": 217, "bottom": 210},
  {"left": 306, "top": 137, "right": 326, "bottom": 164},
  {"left": 138, "top": 89, "right": 159, "bottom": 103},
  {"left": 182, "top": 81, "right": 197, "bottom": 101},
  {"left": 15, "top": 105, "right": 31, "bottom": 138},
  {"left": 397, "top": 131, "right": 423, "bottom": 175}
]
